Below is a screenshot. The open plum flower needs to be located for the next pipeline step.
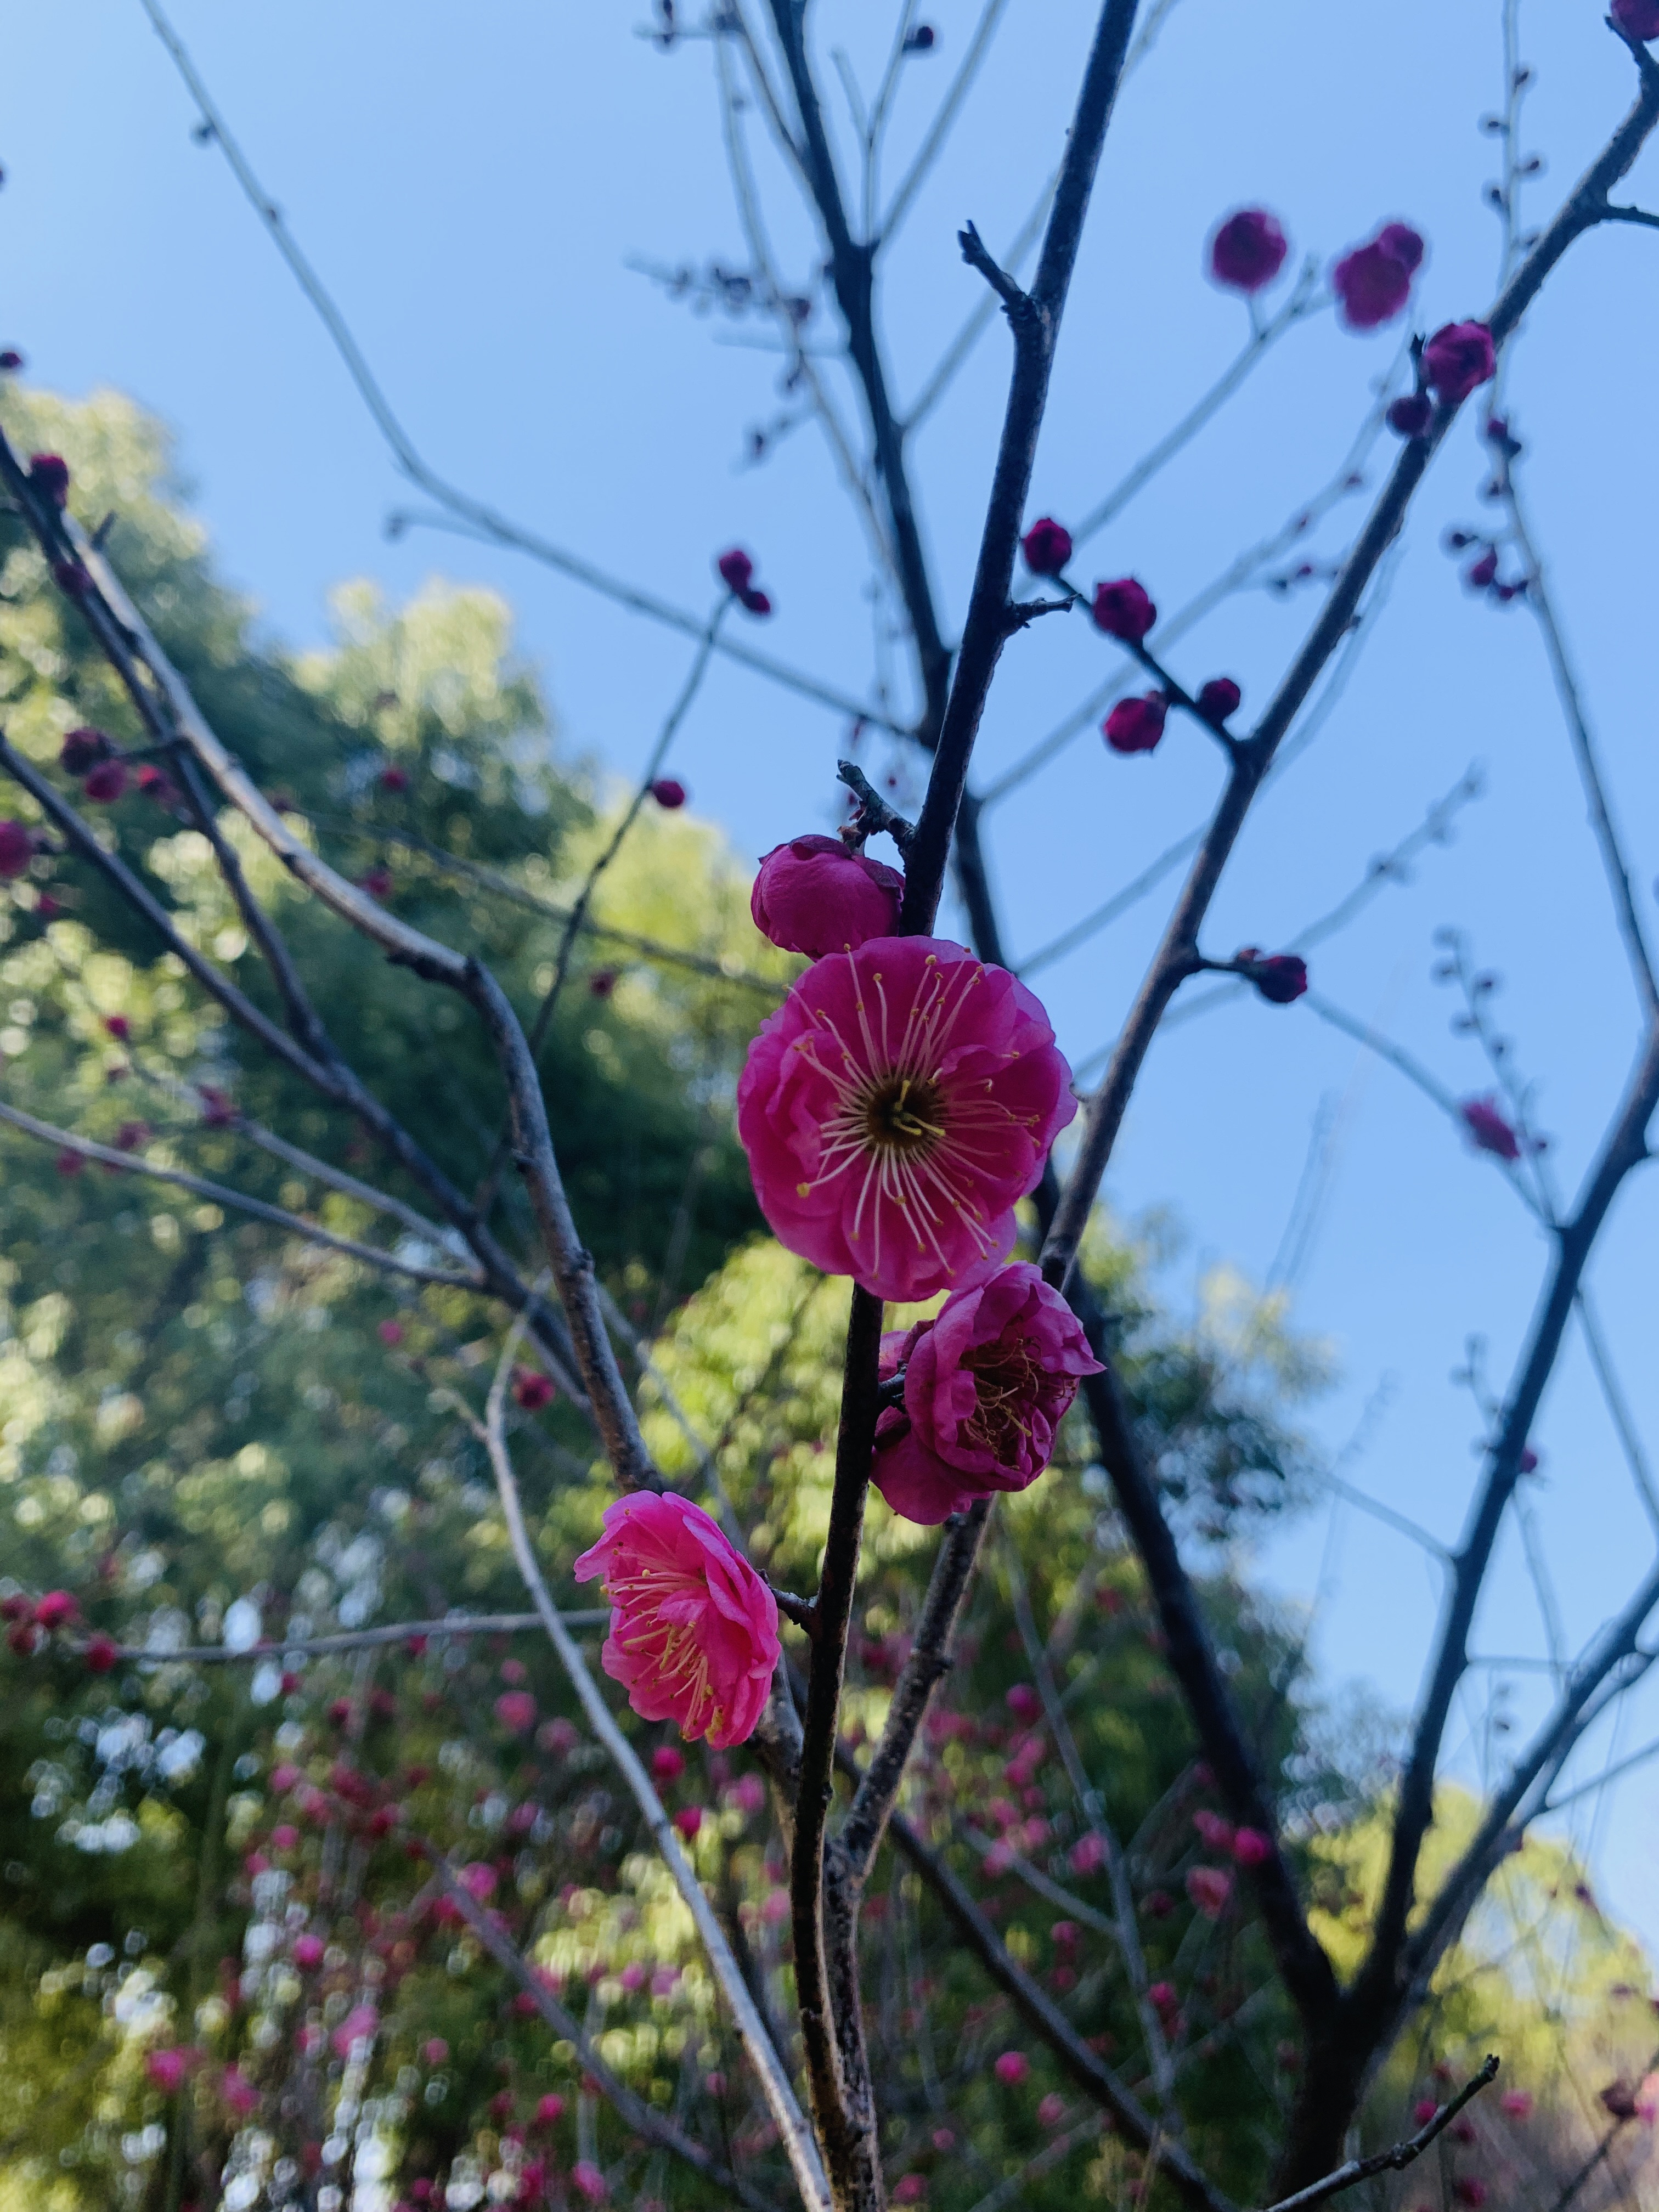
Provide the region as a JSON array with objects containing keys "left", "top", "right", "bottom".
[
  {"left": 736, "top": 936, "right": 1076, "bottom": 1303},
  {"left": 574, "top": 1492, "right": 779, "bottom": 1749},
  {"left": 872, "top": 1263, "right": 1104, "bottom": 1525}
]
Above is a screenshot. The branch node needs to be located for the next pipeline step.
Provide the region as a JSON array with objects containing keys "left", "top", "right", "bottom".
[
  {"left": 836, "top": 760, "right": 916, "bottom": 855},
  {"left": 774, "top": 1587, "right": 822, "bottom": 1640},
  {"left": 958, "top": 221, "right": 1036, "bottom": 323}
]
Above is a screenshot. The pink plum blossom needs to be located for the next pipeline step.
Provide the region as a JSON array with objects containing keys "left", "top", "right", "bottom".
[
  {"left": 1423, "top": 321, "right": 1496, "bottom": 405},
  {"left": 1460, "top": 1095, "right": 1520, "bottom": 1161},
  {"left": 574, "top": 1492, "right": 780, "bottom": 1748},
  {"left": 737, "top": 936, "right": 1075, "bottom": 1303},
  {"left": 871, "top": 1264, "right": 1102, "bottom": 1523},
  {"left": 1104, "top": 695, "right": 1168, "bottom": 755},
  {"left": 1090, "top": 577, "right": 1156, "bottom": 642},
  {"left": 1021, "top": 518, "right": 1073, "bottom": 575},
  {"left": 495, "top": 1690, "right": 537, "bottom": 1733},
  {"left": 1187, "top": 1865, "right": 1234, "bottom": 1919},
  {"left": 994, "top": 2051, "right": 1030, "bottom": 2086},
  {"left": 145, "top": 2047, "right": 197, "bottom": 2095},
  {"left": 751, "top": 834, "right": 904, "bottom": 957}
]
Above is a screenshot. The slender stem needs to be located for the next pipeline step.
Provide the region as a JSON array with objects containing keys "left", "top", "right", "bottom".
[
  {"left": 78, "top": 1612, "right": 609, "bottom": 1665},
  {"left": 471, "top": 1319, "right": 831, "bottom": 2212},
  {"left": 1256, "top": 2057, "right": 1499, "bottom": 2212},
  {"left": 790, "top": 1285, "right": 885, "bottom": 2203}
]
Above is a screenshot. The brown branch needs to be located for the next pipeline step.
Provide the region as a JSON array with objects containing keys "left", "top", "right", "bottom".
[
  {"left": 1041, "top": 46, "right": 1659, "bottom": 1290},
  {"left": 70, "top": 1611, "right": 614, "bottom": 1665},
  {"left": 899, "top": 0, "right": 1142, "bottom": 933},
  {"left": 835, "top": 760, "right": 915, "bottom": 856},
  {"left": 0, "top": 1099, "right": 481, "bottom": 1291},
  {"left": 1256, "top": 2057, "right": 1500, "bottom": 2212}
]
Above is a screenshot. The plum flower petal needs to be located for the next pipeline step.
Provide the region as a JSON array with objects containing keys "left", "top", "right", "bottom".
[
  {"left": 1208, "top": 208, "right": 1289, "bottom": 294},
  {"left": 1423, "top": 320, "right": 1496, "bottom": 406},
  {"left": 736, "top": 936, "right": 1075, "bottom": 1304},
  {"left": 872, "top": 1263, "right": 1103, "bottom": 1526},
  {"left": 574, "top": 1493, "right": 780, "bottom": 1749}
]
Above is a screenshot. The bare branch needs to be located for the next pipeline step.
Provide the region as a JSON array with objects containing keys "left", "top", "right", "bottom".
[
  {"left": 836, "top": 759, "right": 915, "bottom": 855},
  {"left": 73, "top": 1612, "right": 610, "bottom": 1666},
  {"left": 0, "top": 1101, "right": 481, "bottom": 1291},
  {"left": 1256, "top": 2056, "right": 1500, "bottom": 2212}
]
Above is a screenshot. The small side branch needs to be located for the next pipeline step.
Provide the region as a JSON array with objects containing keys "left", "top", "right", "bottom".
[
  {"left": 958, "top": 219, "right": 1035, "bottom": 320},
  {"left": 836, "top": 759, "right": 916, "bottom": 855},
  {"left": 1256, "top": 2057, "right": 1500, "bottom": 2212}
]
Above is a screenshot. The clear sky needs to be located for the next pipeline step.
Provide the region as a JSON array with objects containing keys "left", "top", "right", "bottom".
[{"left": 5, "top": 1, "right": 1657, "bottom": 1959}]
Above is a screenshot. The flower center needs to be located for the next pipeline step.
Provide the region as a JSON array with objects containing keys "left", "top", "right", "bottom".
[
  {"left": 861, "top": 1071, "right": 946, "bottom": 1155},
  {"left": 960, "top": 1333, "right": 1044, "bottom": 1462}
]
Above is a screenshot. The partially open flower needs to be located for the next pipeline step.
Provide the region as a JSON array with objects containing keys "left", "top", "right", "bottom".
[
  {"left": 1020, "top": 517, "right": 1073, "bottom": 576},
  {"left": 872, "top": 1263, "right": 1103, "bottom": 1525},
  {"left": 1103, "top": 694, "right": 1168, "bottom": 755},
  {"left": 573, "top": 1492, "right": 780, "bottom": 1748},
  {"left": 1208, "top": 208, "right": 1289, "bottom": 294},
  {"left": 494, "top": 1690, "right": 537, "bottom": 1733},
  {"left": 751, "top": 833, "right": 904, "bottom": 957},
  {"left": 1331, "top": 223, "right": 1424, "bottom": 330},
  {"left": 1090, "top": 577, "right": 1156, "bottom": 643},
  {"left": 1424, "top": 320, "right": 1496, "bottom": 406},
  {"left": 736, "top": 936, "right": 1075, "bottom": 1302},
  {"left": 0, "top": 819, "right": 32, "bottom": 879}
]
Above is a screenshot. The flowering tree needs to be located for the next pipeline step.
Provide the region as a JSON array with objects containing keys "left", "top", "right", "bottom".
[{"left": 3, "top": 3, "right": 1659, "bottom": 2210}]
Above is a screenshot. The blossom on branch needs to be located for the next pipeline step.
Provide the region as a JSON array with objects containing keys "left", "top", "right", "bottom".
[
  {"left": 1423, "top": 320, "right": 1497, "bottom": 405},
  {"left": 60, "top": 727, "right": 113, "bottom": 775},
  {"left": 0, "top": 819, "right": 32, "bottom": 878},
  {"left": 1207, "top": 208, "right": 1289, "bottom": 294},
  {"left": 751, "top": 833, "right": 904, "bottom": 957},
  {"left": 650, "top": 777, "right": 687, "bottom": 809},
  {"left": 1196, "top": 677, "right": 1242, "bottom": 724},
  {"left": 1331, "top": 222, "right": 1424, "bottom": 330},
  {"left": 29, "top": 452, "right": 69, "bottom": 507},
  {"left": 1103, "top": 694, "right": 1168, "bottom": 755},
  {"left": 573, "top": 1491, "right": 780, "bottom": 1749},
  {"left": 871, "top": 1263, "right": 1103, "bottom": 1525},
  {"left": 1090, "top": 577, "right": 1156, "bottom": 643},
  {"left": 1459, "top": 1094, "right": 1520, "bottom": 1161},
  {"left": 1020, "top": 517, "right": 1073, "bottom": 576},
  {"left": 736, "top": 936, "right": 1075, "bottom": 1302},
  {"left": 1613, "top": 0, "right": 1659, "bottom": 38}
]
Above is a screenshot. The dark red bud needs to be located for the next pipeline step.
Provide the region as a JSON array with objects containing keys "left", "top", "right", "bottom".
[
  {"left": 650, "top": 778, "right": 687, "bottom": 809},
  {"left": 30, "top": 453, "right": 70, "bottom": 506},
  {"left": 1195, "top": 678, "right": 1242, "bottom": 724},
  {"left": 1387, "top": 393, "right": 1434, "bottom": 438},
  {"left": 716, "top": 548, "right": 754, "bottom": 591},
  {"left": 1021, "top": 517, "right": 1073, "bottom": 576}
]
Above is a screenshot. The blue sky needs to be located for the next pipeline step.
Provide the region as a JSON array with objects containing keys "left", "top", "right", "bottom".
[{"left": 5, "top": 1, "right": 1658, "bottom": 1959}]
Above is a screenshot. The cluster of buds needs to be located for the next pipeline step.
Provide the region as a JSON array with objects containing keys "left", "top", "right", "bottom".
[
  {"left": 1443, "top": 529, "right": 1526, "bottom": 605},
  {"left": 715, "top": 544, "right": 772, "bottom": 618}
]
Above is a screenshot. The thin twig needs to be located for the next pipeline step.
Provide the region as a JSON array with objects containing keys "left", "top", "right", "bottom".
[
  {"left": 72, "top": 1613, "right": 609, "bottom": 1665},
  {"left": 1255, "top": 2056, "right": 1499, "bottom": 2212},
  {"left": 464, "top": 1313, "right": 831, "bottom": 2212}
]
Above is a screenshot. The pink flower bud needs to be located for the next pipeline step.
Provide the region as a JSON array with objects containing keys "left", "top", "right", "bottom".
[
  {"left": 1038, "top": 2093, "right": 1066, "bottom": 2128},
  {"left": 1232, "top": 1827, "right": 1273, "bottom": 1866},
  {"left": 0, "top": 819, "right": 32, "bottom": 879},
  {"left": 1331, "top": 224, "right": 1424, "bottom": 331},
  {"left": 1020, "top": 517, "right": 1073, "bottom": 575},
  {"left": 1387, "top": 393, "right": 1434, "bottom": 438},
  {"left": 1613, "top": 0, "right": 1659, "bottom": 37},
  {"left": 904, "top": 22, "right": 936, "bottom": 49},
  {"left": 377, "top": 1319, "right": 404, "bottom": 1347},
  {"left": 1208, "top": 208, "right": 1289, "bottom": 294},
  {"left": 1103, "top": 695, "right": 1168, "bottom": 755},
  {"left": 539, "top": 1717, "right": 580, "bottom": 1756},
  {"left": 199, "top": 1085, "right": 236, "bottom": 1128},
  {"left": 535, "top": 2092, "right": 566, "bottom": 2125},
  {"left": 84, "top": 1633, "right": 120, "bottom": 1674},
  {"left": 293, "top": 1933, "right": 325, "bottom": 1968},
  {"left": 1006, "top": 1683, "right": 1042, "bottom": 1723},
  {"left": 1143, "top": 1888, "right": 1175, "bottom": 1918},
  {"left": 1186, "top": 1865, "right": 1234, "bottom": 1919},
  {"left": 738, "top": 585, "right": 773, "bottom": 617},
  {"left": 1196, "top": 678, "right": 1242, "bottom": 724},
  {"left": 1413, "top": 2097, "right": 1440, "bottom": 2124},
  {"left": 572, "top": 2162, "right": 609, "bottom": 2204},
  {"left": 33, "top": 1590, "right": 77, "bottom": 1630},
  {"left": 1090, "top": 577, "right": 1156, "bottom": 643},
  {"left": 512, "top": 1368, "right": 556, "bottom": 1412},
  {"left": 221, "top": 2067, "right": 258, "bottom": 2117},
  {"left": 358, "top": 867, "right": 393, "bottom": 900},
  {"left": 674, "top": 1805, "right": 703, "bottom": 1840},
  {"left": 716, "top": 548, "right": 754, "bottom": 592},
  {"left": 459, "top": 1861, "right": 498, "bottom": 1901},
  {"left": 651, "top": 1745, "right": 686, "bottom": 1784},
  {"left": 30, "top": 453, "right": 69, "bottom": 507},
  {"left": 1246, "top": 953, "right": 1308, "bottom": 1005},
  {"left": 1460, "top": 1094, "right": 1520, "bottom": 1161},
  {"left": 83, "top": 760, "right": 128, "bottom": 803},
  {"left": 1149, "top": 1980, "right": 1179, "bottom": 2015},
  {"left": 650, "top": 778, "right": 687, "bottom": 809},
  {"left": 1423, "top": 321, "right": 1496, "bottom": 406},
  {"left": 751, "top": 833, "right": 904, "bottom": 957},
  {"left": 60, "top": 727, "right": 113, "bottom": 776},
  {"left": 994, "top": 2050, "right": 1030, "bottom": 2087},
  {"left": 422, "top": 2038, "right": 449, "bottom": 2066},
  {"left": 0, "top": 349, "right": 22, "bottom": 371},
  {"left": 893, "top": 2180, "right": 927, "bottom": 2206},
  {"left": 1453, "top": 2183, "right": 1487, "bottom": 2209},
  {"left": 55, "top": 1148, "right": 84, "bottom": 1178},
  {"left": 495, "top": 1690, "right": 537, "bottom": 1733},
  {"left": 1518, "top": 1446, "right": 1539, "bottom": 1474},
  {"left": 589, "top": 968, "right": 617, "bottom": 998},
  {"left": 379, "top": 764, "right": 410, "bottom": 792},
  {"left": 1069, "top": 1833, "right": 1107, "bottom": 1877}
]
